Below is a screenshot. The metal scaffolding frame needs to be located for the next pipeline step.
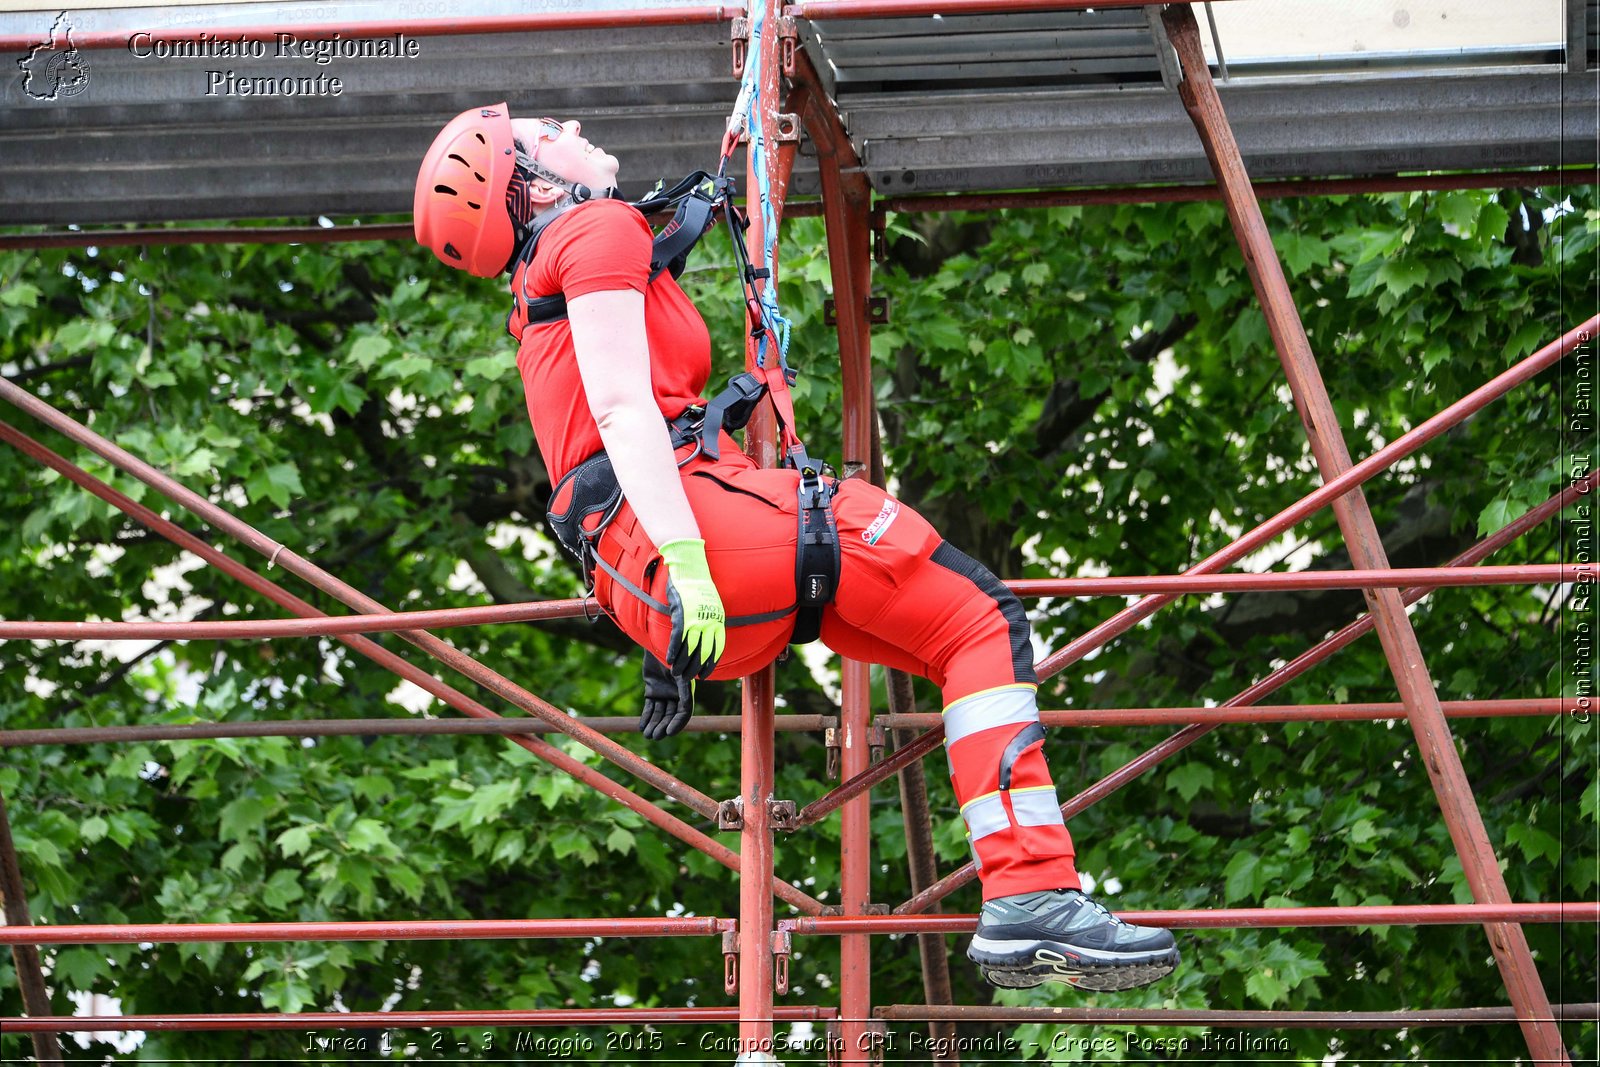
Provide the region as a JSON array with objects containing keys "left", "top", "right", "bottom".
[{"left": 2, "top": 2, "right": 1596, "bottom": 1064}]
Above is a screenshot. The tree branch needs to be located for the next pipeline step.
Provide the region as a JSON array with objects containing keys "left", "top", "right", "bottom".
[
  {"left": 1032, "top": 311, "right": 1198, "bottom": 461},
  {"left": 3, "top": 354, "right": 93, "bottom": 385}
]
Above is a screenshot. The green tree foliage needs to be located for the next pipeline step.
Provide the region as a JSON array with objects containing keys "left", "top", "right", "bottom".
[{"left": 1, "top": 183, "right": 1595, "bottom": 1063}]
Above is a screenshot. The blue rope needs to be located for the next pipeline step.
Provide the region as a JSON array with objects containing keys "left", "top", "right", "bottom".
[{"left": 731, "top": 5, "right": 794, "bottom": 375}]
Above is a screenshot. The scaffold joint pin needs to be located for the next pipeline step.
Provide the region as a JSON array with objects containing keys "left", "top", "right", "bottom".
[
  {"left": 771, "top": 929, "right": 792, "bottom": 995},
  {"left": 722, "top": 928, "right": 739, "bottom": 995}
]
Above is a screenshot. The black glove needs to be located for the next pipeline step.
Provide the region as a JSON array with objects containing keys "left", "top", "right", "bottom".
[{"left": 640, "top": 652, "right": 695, "bottom": 740}]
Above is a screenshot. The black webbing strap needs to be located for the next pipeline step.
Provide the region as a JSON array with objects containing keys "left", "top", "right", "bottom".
[
  {"left": 697, "top": 372, "right": 767, "bottom": 461},
  {"left": 590, "top": 551, "right": 796, "bottom": 628},
  {"left": 791, "top": 462, "right": 841, "bottom": 645}
]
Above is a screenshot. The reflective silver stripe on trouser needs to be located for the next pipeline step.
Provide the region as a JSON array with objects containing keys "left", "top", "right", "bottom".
[
  {"left": 1008, "top": 786, "right": 1066, "bottom": 827},
  {"left": 960, "top": 790, "right": 1009, "bottom": 870},
  {"left": 942, "top": 685, "right": 1039, "bottom": 750}
]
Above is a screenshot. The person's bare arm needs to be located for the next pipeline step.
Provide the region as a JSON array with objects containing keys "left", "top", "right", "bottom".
[{"left": 566, "top": 288, "right": 700, "bottom": 548}]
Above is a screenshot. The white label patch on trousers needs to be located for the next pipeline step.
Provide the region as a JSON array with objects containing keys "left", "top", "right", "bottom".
[{"left": 863, "top": 499, "right": 900, "bottom": 545}]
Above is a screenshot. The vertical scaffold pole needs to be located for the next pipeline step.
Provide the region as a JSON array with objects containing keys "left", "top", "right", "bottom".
[
  {"left": 737, "top": 0, "right": 789, "bottom": 1058},
  {"left": 1159, "top": 6, "right": 1569, "bottom": 1063},
  {"left": 0, "top": 793, "right": 64, "bottom": 1065},
  {"left": 795, "top": 52, "right": 882, "bottom": 1064}
]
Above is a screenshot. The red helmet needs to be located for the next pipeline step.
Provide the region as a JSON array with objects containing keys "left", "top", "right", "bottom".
[{"left": 414, "top": 104, "right": 518, "bottom": 277}]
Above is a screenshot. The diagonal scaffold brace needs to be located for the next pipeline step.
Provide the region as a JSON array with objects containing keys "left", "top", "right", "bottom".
[
  {"left": 1158, "top": 3, "right": 1569, "bottom": 1061},
  {"left": 896, "top": 470, "right": 1595, "bottom": 914},
  {"left": 0, "top": 402, "right": 824, "bottom": 918}
]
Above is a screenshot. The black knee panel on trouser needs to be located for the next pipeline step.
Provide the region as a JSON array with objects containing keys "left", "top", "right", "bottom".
[{"left": 929, "top": 540, "right": 1037, "bottom": 685}]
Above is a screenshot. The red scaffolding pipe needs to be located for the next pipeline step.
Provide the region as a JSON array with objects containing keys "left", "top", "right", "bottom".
[
  {"left": 2, "top": 565, "right": 1577, "bottom": 642},
  {"left": 0, "top": 599, "right": 585, "bottom": 641},
  {"left": 0, "top": 7, "right": 740, "bottom": 53},
  {"left": 874, "top": 1003, "right": 1600, "bottom": 1029},
  {"left": 1009, "top": 564, "right": 1579, "bottom": 596},
  {"left": 732, "top": 4, "right": 790, "bottom": 1052},
  {"left": 4, "top": 1006, "right": 837, "bottom": 1033},
  {"left": 0, "top": 714, "right": 838, "bottom": 747},
  {"left": 0, "top": 916, "right": 731, "bottom": 946},
  {"left": 2, "top": 171, "right": 1579, "bottom": 255},
  {"left": 11, "top": 1005, "right": 1600, "bottom": 1035},
  {"left": 0, "top": 698, "right": 1561, "bottom": 751},
  {"left": 874, "top": 170, "right": 1590, "bottom": 216},
  {"left": 885, "top": 697, "right": 1572, "bottom": 730},
  {"left": 789, "top": 0, "right": 1243, "bottom": 16},
  {"left": 781, "top": 903, "right": 1600, "bottom": 936}
]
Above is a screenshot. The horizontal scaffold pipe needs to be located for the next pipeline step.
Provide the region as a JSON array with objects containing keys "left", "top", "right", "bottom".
[
  {"left": 790, "top": 0, "right": 1243, "bottom": 16},
  {"left": 0, "top": 599, "right": 585, "bottom": 640},
  {"left": 879, "top": 697, "right": 1572, "bottom": 730},
  {"left": 0, "top": 715, "right": 838, "bottom": 747},
  {"left": 0, "top": 916, "right": 732, "bottom": 946},
  {"left": 874, "top": 1003, "right": 1600, "bottom": 1029},
  {"left": 1010, "top": 564, "right": 1578, "bottom": 597},
  {"left": 0, "top": 700, "right": 1564, "bottom": 749},
  {"left": 3, "top": 172, "right": 1578, "bottom": 254},
  {"left": 3, "top": 566, "right": 1576, "bottom": 642},
  {"left": 874, "top": 170, "right": 1594, "bottom": 215},
  {"left": 3, "top": 1006, "right": 839, "bottom": 1033},
  {"left": 782, "top": 902, "right": 1600, "bottom": 936},
  {"left": 0, "top": 7, "right": 740, "bottom": 52}
]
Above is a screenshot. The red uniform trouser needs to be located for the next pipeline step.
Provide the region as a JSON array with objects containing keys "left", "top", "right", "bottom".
[{"left": 593, "top": 442, "right": 1081, "bottom": 900}]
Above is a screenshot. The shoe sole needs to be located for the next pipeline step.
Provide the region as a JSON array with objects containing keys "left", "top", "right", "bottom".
[{"left": 968, "top": 937, "right": 1180, "bottom": 992}]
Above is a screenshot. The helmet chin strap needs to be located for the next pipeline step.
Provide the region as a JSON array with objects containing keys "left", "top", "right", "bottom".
[{"left": 514, "top": 144, "right": 620, "bottom": 206}]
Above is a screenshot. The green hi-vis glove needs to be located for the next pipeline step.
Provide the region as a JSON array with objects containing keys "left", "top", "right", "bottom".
[{"left": 658, "top": 537, "right": 726, "bottom": 681}]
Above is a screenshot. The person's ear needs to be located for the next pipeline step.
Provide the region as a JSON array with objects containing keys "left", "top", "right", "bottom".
[{"left": 526, "top": 178, "right": 566, "bottom": 208}]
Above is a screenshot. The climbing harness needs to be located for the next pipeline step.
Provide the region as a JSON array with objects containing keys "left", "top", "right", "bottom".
[
  {"left": 525, "top": 6, "right": 842, "bottom": 645},
  {"left": 506, "top": 171, "right": 729, "bottom": 336}
]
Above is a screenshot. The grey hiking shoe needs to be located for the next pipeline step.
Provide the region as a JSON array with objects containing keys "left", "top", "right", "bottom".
[{"left": 967, "top": 888, "right": 1179, "bottom": 991}]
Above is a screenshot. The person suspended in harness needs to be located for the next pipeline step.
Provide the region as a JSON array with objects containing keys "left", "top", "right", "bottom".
[{"left": 412, "top": 103, "right": 1179, "bottom": 993}]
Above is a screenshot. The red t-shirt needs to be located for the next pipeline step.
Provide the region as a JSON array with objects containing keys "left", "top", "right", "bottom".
[{"left": 511, "top": 198, "right": 712, "bottom": 483}]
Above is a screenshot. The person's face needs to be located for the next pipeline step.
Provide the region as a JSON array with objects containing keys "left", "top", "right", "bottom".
[{"left": 511, "top": 117, "right": 620, "bottom": 192}]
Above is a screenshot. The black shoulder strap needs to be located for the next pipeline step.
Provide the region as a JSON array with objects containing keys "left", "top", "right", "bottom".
[
  {"left": 512, "top": 174, "right": 731, "bottom": 328},
  {"left": 509, "top": 200, "right": 582, "bottom": 328}
]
